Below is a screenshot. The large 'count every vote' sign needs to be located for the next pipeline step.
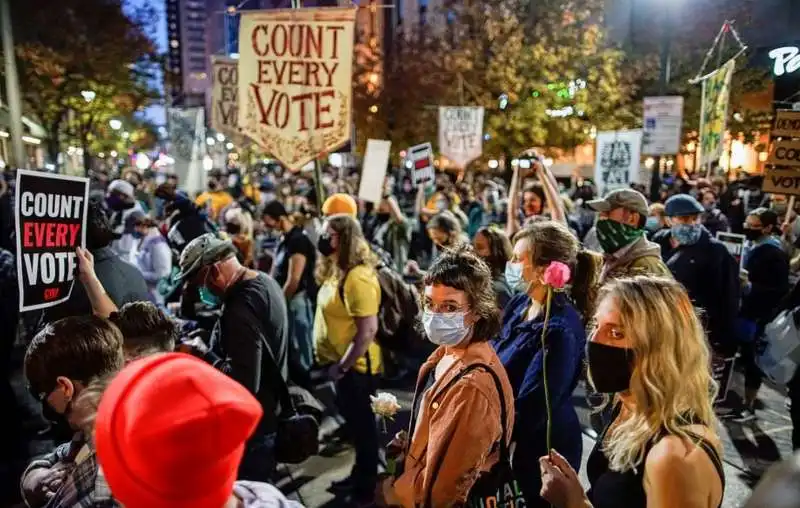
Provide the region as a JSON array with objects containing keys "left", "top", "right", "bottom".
[
  {"left": 238, "top": 7, "right": 355, "bottom": 170},
  {"left": 15, "top": 170, "right": 89, "bottom": 312}
]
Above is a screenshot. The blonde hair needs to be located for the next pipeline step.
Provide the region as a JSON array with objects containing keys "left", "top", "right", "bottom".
[
  {"left": 596, "top": 276, "right": 719, "bottom": 472},
  {"left": 315, "top": 214, "right": 378, "bottom": 285},
  {"left": 72, "top": 375, "right": 114, "bottom": 443}
]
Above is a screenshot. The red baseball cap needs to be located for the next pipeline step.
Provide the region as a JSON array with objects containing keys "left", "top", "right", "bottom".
[{"left": 95, "top": 353, "right": 263, "bottom": 508}]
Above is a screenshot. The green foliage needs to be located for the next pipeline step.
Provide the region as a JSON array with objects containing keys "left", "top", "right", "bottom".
[{"left": 6, "top": 0, "right": 161, "bottom": 167}]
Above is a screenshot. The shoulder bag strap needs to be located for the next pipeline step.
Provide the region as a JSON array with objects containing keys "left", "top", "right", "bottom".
[{"left": 422, "top": 363, "right": 509, "bottom": 508}]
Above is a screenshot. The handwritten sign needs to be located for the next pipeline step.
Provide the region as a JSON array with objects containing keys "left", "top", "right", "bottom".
[
  {"left": 15, "top": 170, "right": 89, "bottom": 312},
  {"left": 438, "top": 107, "right": 483, "bottom": 168},
  {"left": 767, "top": 140, "right": 800, "bottom": 168},
  {"left": 770, "top": 46, "right": 800, "bottom": 77},
  {"left": 211, "top": 56, "right": 242, "bottom": 140},
  {"left": 762, "top": 167, "right": 800, "bottom": 196},
  {"left": 358, "top": 139, "right": 391, "bottom": 203},
  {"left": 238, "top": 7, "right": 356, "bottom": 170},
  {"left": 773, "top": 110, "right": 800, "bottom": 138}
]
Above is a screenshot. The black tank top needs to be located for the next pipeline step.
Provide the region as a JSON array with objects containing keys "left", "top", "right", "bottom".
[{"left": 586, "top": 404, "right": 725, "bottom": 508}]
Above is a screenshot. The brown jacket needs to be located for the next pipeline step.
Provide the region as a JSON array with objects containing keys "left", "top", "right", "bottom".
[
  {"left": 392, "top": 342, "right": 515, "bottom": 507},
  {"left": 599, "top": 236, "right": 672, "bottom": 285}
]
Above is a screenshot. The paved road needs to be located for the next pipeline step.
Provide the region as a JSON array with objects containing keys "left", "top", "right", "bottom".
[{"left": 279, "top": 370, "right": 795, "bottom": 508}]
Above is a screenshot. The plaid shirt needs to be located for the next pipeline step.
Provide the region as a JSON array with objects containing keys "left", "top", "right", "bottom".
[{"left": 22, "top": 433, "right": 117, "bottom": 508}]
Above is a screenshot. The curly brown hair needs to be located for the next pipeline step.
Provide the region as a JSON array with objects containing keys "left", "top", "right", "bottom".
[
  {"left": 423, "top": 246, "right": 501, "bottom": 342},
  {"left": 315, "top": 214, "right": 378, "bottom": 286},
  {"left": 513, "top": 220, "right": 602, "bottom": 318},
  {"left": 475, "top": 226, "right": 512, "bottom": 278}
]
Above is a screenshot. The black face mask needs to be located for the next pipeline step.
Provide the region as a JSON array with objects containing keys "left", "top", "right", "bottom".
[
  {"left": 587, "top": 342, "right": 635, "bottom": 393},
  {"left": 376, "top": 212, "right": 391, "bottom": 223},
  {"left": 226, "top": 222, "right": 242, "bottom": 235},
  {"left": 743, "top": 227, "right": 763, "bottom": 242},
  {"left": 318, "top": 235, "right": 335, "bottom": 257}
]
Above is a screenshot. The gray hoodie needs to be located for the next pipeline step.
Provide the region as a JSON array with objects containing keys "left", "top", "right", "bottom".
[
  {"left": 233, "top": 481, "right": 305, "bottom": 508},
  {"left": 599, "top": 235, "right": 671, "bottom": 284}
]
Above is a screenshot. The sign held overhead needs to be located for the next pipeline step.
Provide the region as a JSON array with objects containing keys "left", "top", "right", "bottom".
[
  {"left": 767, "top": 140, "right": 800, "bottom": 167},
  {"left": 773, "top": 110, "right": 800, "bottom": 138},
  {"left": 762, "top": 168, "right": 800, "bottom": 196},
  {"left": 408, "top": 142, "right": 435, "bottom": 187},
  {"left": 15, "top": 170, "right": 90, "bottom": 312},
  {"left": 358, "top": 139, "right": 391, "bottom": 203},
  {"left": 237, "top": 7, "right": 356, "bottom": 170},
  {"left": 642, "top": 96, "right": 683, "bottom": 156},
  {"left": 438, "top": 107, "right": 484, "bottom": 168}
]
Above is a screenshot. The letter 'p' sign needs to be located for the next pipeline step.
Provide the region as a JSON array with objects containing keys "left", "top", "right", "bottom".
[{"left": 15, "top": 170, "right": 89, "bottom": 312}]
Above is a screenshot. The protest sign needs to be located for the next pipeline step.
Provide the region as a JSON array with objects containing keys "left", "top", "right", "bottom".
[
  {"left": 211, "top": 56, "right": 242, "bottom": 141},
  {"left": 15, "top": 170, "right": 89, "bottom": 312},
  {"left": 168, "top": 107, "right": 206, "bottom": 197},
  {"left": 767, "top": 140, "right": 800, "bottom": 168},
  {"left": 642, "top": 96, "right": 683, "bottom": 156},
  {"left": 358, "top": 139, "right": 391, "bottom": 203},
  {"left": 408, "top": 142, "right": 435, "bottom": 187},
  {"left": 238, "top": 7, "right": 356, "bottom": 170},
  {"left": 438, "top": 107, "right": 484, "bottom": 168},
  {"left": 716, "top": 231, "right": 747, "bottom": 269},
  {"left": 698, "top": 59, "right": 735, "bottom": 168},
  {"left": 762, "top": 168, "right": 800, "bottom": 196},
  {"left": 594, "top": 130, "right": 643, "bottom": 196},
  {"left": 773, "top": 110, "right": 800, "bottom": 138}
]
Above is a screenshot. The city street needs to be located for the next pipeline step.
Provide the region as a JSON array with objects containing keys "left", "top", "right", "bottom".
[{"left": 277, "top": 369, "right": 794, "bottom": 508}]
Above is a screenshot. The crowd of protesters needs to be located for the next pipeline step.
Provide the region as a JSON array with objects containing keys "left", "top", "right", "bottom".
[{"left": 0, "top": 156, "right": 799, "bottom": 508}]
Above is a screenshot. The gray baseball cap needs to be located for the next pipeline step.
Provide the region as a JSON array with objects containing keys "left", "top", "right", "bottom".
[
  {"left": 175, "top": 233, "right": 237, "bottom": 283},
  {"left": 587, "top": 188, "right": 649, "bottom": 217}
]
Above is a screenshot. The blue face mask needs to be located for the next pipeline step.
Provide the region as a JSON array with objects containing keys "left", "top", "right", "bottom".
[
  {"left": 671, "top": 223, "right": 703, "bottom": 246},
  {"left": 504, "top": 261, "right": 525, "bottom": 291},
  {"left": 422, "top": 311, "right": 471, "bottom": 346},
  {"left": 198, "top": 286, "right": 220, "bottom": 307},
  {"left": 645, "top": 216, "right": 660, "bottom": 232},
  {"left": 132, "top": 231, "right": 144, "bottom": 239}
]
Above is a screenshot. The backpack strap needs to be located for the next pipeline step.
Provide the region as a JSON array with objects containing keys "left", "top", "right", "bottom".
[{"left": 419, "top": 363, "right": 510, "bottom": 508}]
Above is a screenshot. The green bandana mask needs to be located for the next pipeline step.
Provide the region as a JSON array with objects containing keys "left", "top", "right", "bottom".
[{"left": 596, "top": 218, "right": 644, "bottom": 254}]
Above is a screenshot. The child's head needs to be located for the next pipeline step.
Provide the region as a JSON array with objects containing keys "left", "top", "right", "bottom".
[{"left": 25, "top": 315, "right": 124, "bottom": 428}]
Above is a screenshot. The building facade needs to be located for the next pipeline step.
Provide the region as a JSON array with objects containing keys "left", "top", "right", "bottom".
[{"left": 166, "top": 0, "right": 209, "bottom": 107}]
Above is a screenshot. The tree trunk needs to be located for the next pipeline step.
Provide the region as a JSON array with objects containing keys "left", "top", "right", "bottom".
[
  {"left": 46, "top": 118, "right": 61, "bottom": 168},
  {"left": 81, "top": 133, "right": 91, "bottom": 176}
]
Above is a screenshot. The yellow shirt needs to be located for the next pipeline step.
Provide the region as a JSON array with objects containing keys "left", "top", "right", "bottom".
[
  {"left": 314, "top": 265, "right": 382, "bottom": 374},
  {"left": 195, "top": 190, "right": 234, "bottom": 220}
]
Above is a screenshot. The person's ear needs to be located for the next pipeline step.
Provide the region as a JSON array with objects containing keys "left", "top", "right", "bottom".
[{"left": 55, "top": 376, "right": 75, "bottom": 400}]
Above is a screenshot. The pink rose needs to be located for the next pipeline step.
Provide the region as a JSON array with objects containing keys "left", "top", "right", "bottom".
[{"left": 543, "top": 261, "right": 571, "bottom": 289}]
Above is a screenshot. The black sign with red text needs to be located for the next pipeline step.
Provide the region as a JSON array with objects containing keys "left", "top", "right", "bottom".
[{"left": 15, "top": 170, "right": 89, "bottom": 311}]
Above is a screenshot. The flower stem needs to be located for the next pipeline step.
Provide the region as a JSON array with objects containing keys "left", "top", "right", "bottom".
[{"left": 541, "top": 288, "right": 553, "bottom": 452}]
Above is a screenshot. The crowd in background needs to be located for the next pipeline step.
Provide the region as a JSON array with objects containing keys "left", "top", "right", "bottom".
[{"left": 1, "top": 156, "right": 800, "bottom": 508}]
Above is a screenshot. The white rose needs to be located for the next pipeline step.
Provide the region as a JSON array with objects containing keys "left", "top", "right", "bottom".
[{"left": 370, "top": 392, "right": 401, "bottom": 418}]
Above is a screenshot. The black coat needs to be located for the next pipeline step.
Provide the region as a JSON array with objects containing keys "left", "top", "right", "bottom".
[
  {"left": 666, "top": 228, "right": 741, "bottom": 353},
  {"left": 742, "top": 239, "right": 790, "bottom": 327}
]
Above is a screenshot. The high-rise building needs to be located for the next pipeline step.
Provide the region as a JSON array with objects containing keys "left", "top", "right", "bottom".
[{"left": 166, "top": 0, "right": 210, "bottom": 107}]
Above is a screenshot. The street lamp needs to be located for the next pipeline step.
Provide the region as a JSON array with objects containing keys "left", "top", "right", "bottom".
[
  {"left": 81, "top": 90, "right": 96, "bottom": 102},
  {"left": 226, "top": 142, "right": 234, "bottom": 150},
  {"left": 216, "top": 132, "right": 225, "bottom": 142},
  {"left": 206, "top": 137, "right": 216, "bottom": 146},
  {"left": 109, "top": 119, "right": 122, "bottom": 130},
  {"left": 121, "top": 131, "right": 130, "bottom": 139}
]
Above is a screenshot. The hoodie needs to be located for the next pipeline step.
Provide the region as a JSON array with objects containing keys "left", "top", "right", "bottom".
[
  {"left": 599, "top": 235, "right": 672, "bottom": 285},
  {"left": 233, "top": 481, "right": 305, "bottom": 508}
]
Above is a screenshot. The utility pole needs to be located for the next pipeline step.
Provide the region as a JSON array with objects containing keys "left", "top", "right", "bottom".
[
  {"left": 649, "top": 0, "right": 672, "bottom": 202},
  {"left": 0, "top": 0, "right": 27, "bottom": 169}
]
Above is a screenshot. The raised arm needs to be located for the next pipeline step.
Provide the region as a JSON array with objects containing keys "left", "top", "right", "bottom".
[
  {"left": 76, "top": 247, "right": 118, "bottom": 318},
  {"left": 506, "top": 165, "right": 522, "bottom": 237}
]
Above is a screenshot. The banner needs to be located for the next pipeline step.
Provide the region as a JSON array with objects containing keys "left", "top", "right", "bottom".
[
  {"left": 642, "top": 96, "right": 683, "bottom": 156},
  {"left": 211, "top": 56, "right": 243, "bottom": 141},
  {"left": 699, "top": 59, "right": 735, "bottom": 168},
  {"left": 773, "top": 110, "right": 800, "bottom": 138},
  {"left": 408, "top": 142, "right": 435, "bottom": 187},
  {"left": 594, "top": 130, "right": 643, "bottom": 197},
  {"left": 358, "top": 139, "right": 391, "bottom": 203},
  {"left": 438, "top": 107, "right": 484, "bottom": 168},
  {"left": 238, "top": 7, "right": 356, "bottom": 170},
  {"left": 15, "top": 170, "right": 89, "bottom": 312},
  {"left": 168, "top": 107, "right": 206, "bottom": 197}
]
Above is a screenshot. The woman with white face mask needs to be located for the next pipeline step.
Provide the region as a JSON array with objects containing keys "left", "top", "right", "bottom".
[
  {"left": 493, "top": 220, "right": 602, "bottom": 507},
  {"left": 376, "top": 247, "right": 516, "bottom": 507}
]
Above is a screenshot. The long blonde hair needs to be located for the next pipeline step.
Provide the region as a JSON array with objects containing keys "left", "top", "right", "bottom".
[
  {"left": 315, "top": 214, "right": 378, "bottom": 286},
  {"left": 596, "top": 276, "right": 719, "bottom": 472}
]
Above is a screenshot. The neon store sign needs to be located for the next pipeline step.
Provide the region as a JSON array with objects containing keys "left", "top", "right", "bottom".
[{"left": 770, "top": 46, "right": 800, "bottom": 76}]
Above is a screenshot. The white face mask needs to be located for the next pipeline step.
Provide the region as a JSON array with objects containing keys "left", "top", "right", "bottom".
[
  {"left": 504, "top": 261, "right": 524, "bottom": 291},
  {"left": 422, "top": 311, "right": 471, "bottom": 346}
]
